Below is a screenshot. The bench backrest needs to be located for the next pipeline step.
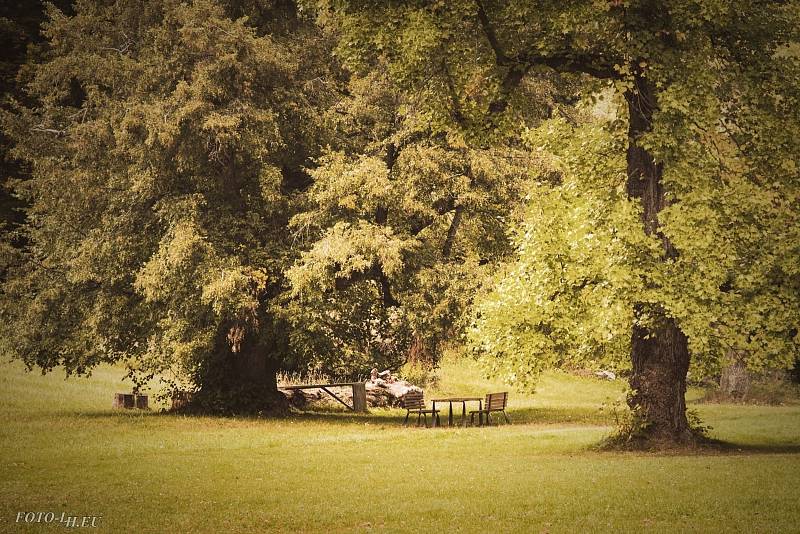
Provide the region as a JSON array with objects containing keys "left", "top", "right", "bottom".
[
  {"left": 403, "top": 391, "right": 426, "bottom": 410},
  {"left": 485, "top": 392, "right": 508, "bottom": 411}
]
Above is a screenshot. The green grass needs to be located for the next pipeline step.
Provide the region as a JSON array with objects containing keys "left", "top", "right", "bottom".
[{"left": 1, "top": 358, "right": 799, "bottom": 533}]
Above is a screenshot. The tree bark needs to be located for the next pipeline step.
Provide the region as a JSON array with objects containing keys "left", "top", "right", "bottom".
[
  {"left": 229, "top": 334, "right": 289, "bottom": 415},
  {"left": 628, "top": 308, "right": 693, "bottom": 441},
  {"left": 188, "top": 324, "right": 289, "bottom": 416},
  {"left": 624, "top": 75, "right": 694, "bottom": 443}
]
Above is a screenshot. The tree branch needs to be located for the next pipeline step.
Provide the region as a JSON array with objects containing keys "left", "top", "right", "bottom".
[
  {"left": 441, "top": 205, "right": 463, "bottom": 258},
  {"left": 475, "top": 0, "right": 512, "bottom": 66},
  {"left": 440, "top": 57, "right": 467, "bottom": 125},
  {"left": 475, "top": 0, "right": 619, "bottom": 114}
]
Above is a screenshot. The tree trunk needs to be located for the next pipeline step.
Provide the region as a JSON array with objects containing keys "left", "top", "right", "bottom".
[
  {"left": 188, "top": 324, "right": 289, "bottom": 416},
  {"left": 628, "top": 311, "right": 693, "bottom": 441},
  {"left": 624, "top": 75, "right": 695, "bottom": 444},
  {"left": 228, "top": 334, "right": 289, "bottom": 415},
  {"left": 719, "top": 349, "right": 751, "bottom": 400},
  {"left": 441, "top": 205, "right": 463, "bottom": 258}
]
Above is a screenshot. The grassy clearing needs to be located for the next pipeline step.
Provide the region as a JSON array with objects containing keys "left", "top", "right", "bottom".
[{"left": 1, "top": 358, "right": 799, "bottom": 533}]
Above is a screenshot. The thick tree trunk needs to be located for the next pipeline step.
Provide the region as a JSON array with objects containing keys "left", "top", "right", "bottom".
[
  {"left": 628, "top": 311, "right": 693, "bottom": 441},
  {"left": 624, "top": 76, "right": 695, "bottom": 444},
  {"left": 228, "top": 335, "right": 289, "bottom": 415},
  {"left": 188, "top": 324, "right": 289, "bottom": 416}
]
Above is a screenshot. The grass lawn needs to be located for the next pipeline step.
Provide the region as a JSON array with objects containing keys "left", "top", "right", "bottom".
[{"left": 1, "top": 357, "right": 799, "bottom": 533}]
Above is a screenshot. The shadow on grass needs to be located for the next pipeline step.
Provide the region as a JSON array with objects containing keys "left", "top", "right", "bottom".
[
  {"left": 29, "top": 409, "right": 168, "bottom": 420},
  {"left": 506, "top": 406, "right": 611, "bottom": 426},
  {"left": 592, "top": 431, "right": 800, "bottom": 456},
  {"left": 703, "top": 439, "right": 800, "bottom": 455},
  {"left": 17, "top": 403, "right": 611, "bottom": 427},
  {"left": 31, "top": 407, "right": 406, "bottom": 426},
  {"left": 13, "top": 408, "right": 800, "bottom": 455},
  {"left": 17, "top": 404, "right": 800, "bottom": 455},
  {"left": 282, "top": 404, "right": 613, "bottom": 427},
  {"left": 291, "top": 410, "right": 406, "bottom": 426}
]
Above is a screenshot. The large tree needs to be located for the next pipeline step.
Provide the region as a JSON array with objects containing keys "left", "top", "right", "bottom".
[
  {"left": 314, "top": 0, "right": 800, "bottom": 443},
  {"left": 0, "top": 0, "right": 335, "bottom": 413},
  {"left": 472, "top": 110, "right": 799, "bottom": 427},
  {"left": 285, "top": 64, "right": 547, "bottom": 376}
]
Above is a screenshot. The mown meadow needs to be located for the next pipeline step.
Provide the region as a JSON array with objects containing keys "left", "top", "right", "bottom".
[{"left": 2, "top": 357, "right": 799, "bottom": 533}]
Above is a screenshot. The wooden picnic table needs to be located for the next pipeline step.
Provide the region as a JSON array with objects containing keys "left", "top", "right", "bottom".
[
  {"left": 430, "top": 397, "right": 483, "bottom": 427},
  {"left": 281, "top": 382, "right": 368, "bottom": 413}
]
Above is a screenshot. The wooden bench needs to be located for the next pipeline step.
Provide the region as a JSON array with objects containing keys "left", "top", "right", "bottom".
[
  {"left": 403, "top": 391, "right": 440, "bottom": 428},
  {"left": 281, "top": 382, "right": 368, "bottom": 413},
  {"left": 469, "top": 392, "right": 510, "bottom": 426}
]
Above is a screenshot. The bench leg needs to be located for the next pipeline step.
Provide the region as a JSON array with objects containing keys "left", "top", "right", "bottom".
[
  {"left": 404, "top": 411, "right": 410, "bottom": 427},
  {"left": 503, "top": 411, "right": 510, "bottom": 424}
]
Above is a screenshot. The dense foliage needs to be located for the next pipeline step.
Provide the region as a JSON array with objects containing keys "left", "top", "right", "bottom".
[
  {"left": 0, "top": 0, "right": 545, "bottom": 410},
  {"left": 285, "top": 65, "right": 544, "bottom": 376},
  {"left": 0, "top": 0, "right": 332, "bottom": 411},
  {"left": 311, "top": 0, "right": 800, "bottom": 441},
  {"left": 473, "top": 105, "right": 800, "bottom": 388}
]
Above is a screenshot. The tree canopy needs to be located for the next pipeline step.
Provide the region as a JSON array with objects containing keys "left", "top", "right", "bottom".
[
  {"left": 1, "top": 0, "right": 333, "bottom": 411},
  {"left": 284, "top": 63, "right": 543, "bottom": 376},
  {"left": 309, "top": 0, "right": 800, "bottom": 442}
]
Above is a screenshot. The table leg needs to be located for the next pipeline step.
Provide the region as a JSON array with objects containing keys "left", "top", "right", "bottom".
[
  {"left": 461, "top": 401, "right": 467, "bottom": 427},
  {"left": 479, "top": 400, "right": 483, "bottom": 427},
  {"left": 448, "top": 401, "right": 453, "bottom": 427}
]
